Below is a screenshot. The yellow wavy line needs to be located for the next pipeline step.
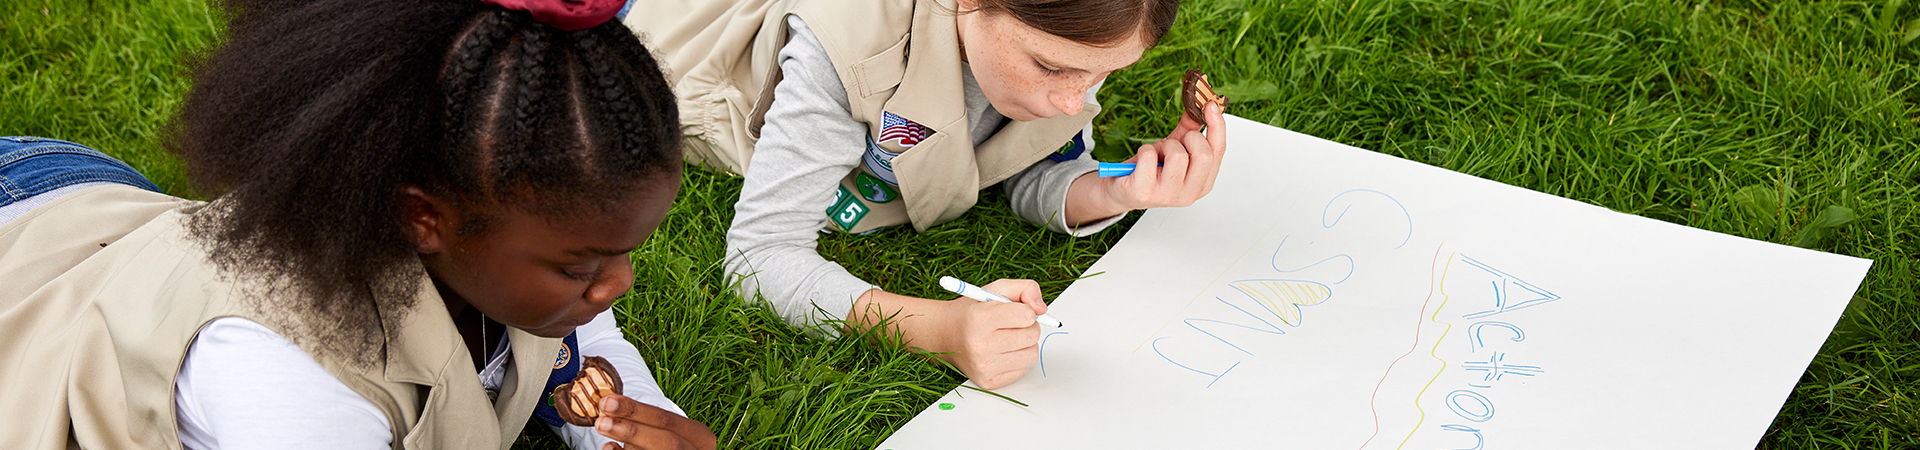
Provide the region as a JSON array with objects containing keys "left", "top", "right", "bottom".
[{"left": 1397, "top": 252, "right": 1459, "bottom": 449}]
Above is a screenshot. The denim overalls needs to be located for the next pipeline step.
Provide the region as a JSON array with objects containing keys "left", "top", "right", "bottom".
[{"left": 0, "top": 137, "right": 161, "bottom": 220}]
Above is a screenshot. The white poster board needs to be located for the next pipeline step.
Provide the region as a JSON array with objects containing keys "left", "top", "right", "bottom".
[{"left": 877, "top": 115, "right": 1871, "bottom": 449}]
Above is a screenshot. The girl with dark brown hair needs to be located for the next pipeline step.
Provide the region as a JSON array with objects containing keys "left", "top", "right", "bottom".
[{"left": 623, "top": 0, "right": 1225, "bottom": 390}]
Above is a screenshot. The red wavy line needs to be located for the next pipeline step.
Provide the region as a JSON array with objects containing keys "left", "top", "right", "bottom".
[{"left": 1357, "top": 244, "right": 1446, "bottom": 450}]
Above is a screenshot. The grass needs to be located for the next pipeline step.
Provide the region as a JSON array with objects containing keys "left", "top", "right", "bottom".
[
  {"left": 2, "top": 0, "right": 215, "bottom": 197},
  {"left": 5, "top": 0, "right": 1916, "bottom": 448}
]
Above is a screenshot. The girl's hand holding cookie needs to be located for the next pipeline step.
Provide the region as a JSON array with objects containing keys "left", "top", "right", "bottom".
[
  {"left": 1110, "top": 101, "right": 1224, "bottom": 206},
  {"left": 593, "top": 395, "right": 717, "bottom": 450},
  {"left": 1067, "top": 72, "right": 1228, "bottom": 223}
]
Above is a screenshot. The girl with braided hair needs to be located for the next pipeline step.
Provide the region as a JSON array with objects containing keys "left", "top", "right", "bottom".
[{"left": 0, "top": 0, "right": 714, "bottom": 448}]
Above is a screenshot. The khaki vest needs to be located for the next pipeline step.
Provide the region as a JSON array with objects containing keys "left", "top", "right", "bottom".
[
  {"left": 0, "top": 185, "right": 560, "bottom": 450},
  {"left": 625, "top": 0, "right": 1101, "bottom": 232}
]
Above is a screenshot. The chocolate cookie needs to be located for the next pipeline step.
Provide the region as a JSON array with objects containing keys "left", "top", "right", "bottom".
[
  {"left": 552, "top": 355, "right": 623, "bottom": 427},
  {"left": 1182, "top": 70, "right": 1228, "bottom": 124}
]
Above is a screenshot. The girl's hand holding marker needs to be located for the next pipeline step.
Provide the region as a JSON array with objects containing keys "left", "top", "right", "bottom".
[
  {"left": 1064, "top": 70, "right": 1230, "bottom": 225},
  {"left": 854, "top": 279, "right": 1051, "bottom": 390},
  {"left": 942, "top": 276, "right": 1064, "bottom": 327}
]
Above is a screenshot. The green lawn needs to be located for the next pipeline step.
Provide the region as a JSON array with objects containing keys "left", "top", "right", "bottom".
[{"left": 5, "top": 0, "right": 1916, "bottom": 448}]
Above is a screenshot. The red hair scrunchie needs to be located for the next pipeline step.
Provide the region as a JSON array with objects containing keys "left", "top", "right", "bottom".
[{"left": 481, "top": 0, "right": 624, "bottom": 31}]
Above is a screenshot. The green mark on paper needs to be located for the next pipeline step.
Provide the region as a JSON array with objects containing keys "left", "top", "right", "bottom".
[{"left": 938, "top": 403, "right": 955, "bottom": 410}]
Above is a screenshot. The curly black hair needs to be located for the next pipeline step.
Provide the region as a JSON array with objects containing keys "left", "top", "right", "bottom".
[{"left": 167, "top": 0, "right": 679, "bottom": 361}]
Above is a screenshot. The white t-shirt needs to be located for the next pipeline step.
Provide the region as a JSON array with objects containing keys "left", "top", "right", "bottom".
[{"left": 174, "top": 309, "right": 683, "bottom": 450}]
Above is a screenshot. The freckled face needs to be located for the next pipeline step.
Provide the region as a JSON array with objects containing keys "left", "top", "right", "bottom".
[{"left": 955, "top": 7, "right": 1147, "bottom": 122}]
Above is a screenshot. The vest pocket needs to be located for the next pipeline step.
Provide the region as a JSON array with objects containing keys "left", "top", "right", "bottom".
[
  {"left": 400, "top": 385, "right": 444, "bottom": 449},
  {"left": 850, "top": 35, "right": 909, "bottom": 99}
]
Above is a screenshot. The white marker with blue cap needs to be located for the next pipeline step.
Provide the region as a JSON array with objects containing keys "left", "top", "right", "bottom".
[{"left": 938, "top": 276, "right": 1065, "bottom": 328}]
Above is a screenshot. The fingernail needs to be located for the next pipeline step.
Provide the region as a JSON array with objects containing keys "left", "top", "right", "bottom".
[
  {"left": 601, "top": 397, "right": 620, "bottom": 414},
  {"left": 596, "top": 416, "right": 612, "bottom": 432}
]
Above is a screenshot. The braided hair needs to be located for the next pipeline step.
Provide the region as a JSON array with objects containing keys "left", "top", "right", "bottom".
[{"left": 167, "top": 0, "right": 678, "bottom": 362}]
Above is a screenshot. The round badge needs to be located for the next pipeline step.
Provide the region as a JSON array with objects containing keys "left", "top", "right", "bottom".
[
  {"left": 553, "top": 343, "right": 572, "bottom": 370},
  {"left": 856, "top": 172, "right": 898, "bottom": 203}
]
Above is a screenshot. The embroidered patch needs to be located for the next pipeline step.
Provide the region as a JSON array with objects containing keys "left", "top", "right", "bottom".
[
  {"left": 828, "top": 185, "right": 869, "bottom": 230},
  {"left": 856, "top": 172, "right": 898, "bottom": 203},
  {"left": 878, "top": 111, "right": 931, "bottom": 147},
  {"left": 862, "top": 135, "right": 901, "bottom": 186},
  {"left": 553, "top": 342, "right": 571, "bottom": 370},
  {"left": 1048, "top": 133, "right": 1087, "bottom": 162}
]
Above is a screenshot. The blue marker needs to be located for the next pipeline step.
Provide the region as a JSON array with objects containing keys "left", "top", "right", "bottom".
[
  {"left": 1096, "top": 162, "right": 1164, "bottom": 177},
  {"left": 939, "top": 276, "right": 1064, "bottom": 327}
]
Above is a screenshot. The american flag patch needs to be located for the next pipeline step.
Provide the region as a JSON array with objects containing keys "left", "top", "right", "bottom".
[{"left": 877, "top": 111, "right": 932, "bottom": 147}]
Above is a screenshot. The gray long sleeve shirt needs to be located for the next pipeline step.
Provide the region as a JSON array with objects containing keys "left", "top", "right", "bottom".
[{"left": 724, "top": 17, "right": 1125, "bottom": 329}]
